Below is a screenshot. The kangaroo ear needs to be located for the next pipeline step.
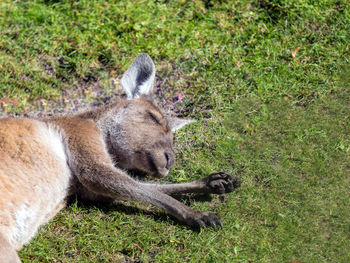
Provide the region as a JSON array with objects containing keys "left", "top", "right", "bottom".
[
  {"left": 121, "top": 53, "right": 156, "bottom": 99},
  {"left": 167, "top": 117, "right": 195, "bottom": 132}
]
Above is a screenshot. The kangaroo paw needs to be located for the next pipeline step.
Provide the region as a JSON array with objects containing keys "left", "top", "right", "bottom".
[
  {"left": 185, "top": 211, "right": 222, "bottom": 230},
  {"left": 206, "top": 172, "right": 241, "bottom": 194}
]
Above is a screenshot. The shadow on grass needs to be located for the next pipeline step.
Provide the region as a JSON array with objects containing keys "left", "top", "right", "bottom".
[{"left": 67, "top": 191, "right": 216, "bottom": 231}]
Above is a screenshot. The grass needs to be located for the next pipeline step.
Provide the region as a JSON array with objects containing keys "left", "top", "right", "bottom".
[{"left": 0, "top": 0, "right": 349, "bottom": 262}]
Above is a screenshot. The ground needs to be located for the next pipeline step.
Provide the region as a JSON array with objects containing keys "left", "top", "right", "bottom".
[{"left": 0, "top": 0, "right": 349, "bottom": 262}]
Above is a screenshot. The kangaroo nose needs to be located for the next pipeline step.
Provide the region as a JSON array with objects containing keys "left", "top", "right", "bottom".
[{"left": 164, "top": 152, "right": 175, "bottom": 169}]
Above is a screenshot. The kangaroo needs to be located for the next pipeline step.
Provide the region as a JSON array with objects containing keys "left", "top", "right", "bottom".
[{"left": 0, "top": 54, "right": 240, "bottom": 263}]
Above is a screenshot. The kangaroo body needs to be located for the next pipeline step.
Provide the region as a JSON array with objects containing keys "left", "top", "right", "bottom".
[
  {"left": 0, "top": 54, "right": 239, "bottom": 262},
  {"left": 0, "top": 118, "right": 71, "bottom": 250}
]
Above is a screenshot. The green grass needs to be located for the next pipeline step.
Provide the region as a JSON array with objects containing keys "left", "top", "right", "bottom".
[{"left": 0, "top": 0, "right": 349, "bottom": 262}]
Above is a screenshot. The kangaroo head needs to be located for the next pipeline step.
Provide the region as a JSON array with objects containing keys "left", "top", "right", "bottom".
[{"left": 101, "top": 54, "right": 193, "bottom": 178}]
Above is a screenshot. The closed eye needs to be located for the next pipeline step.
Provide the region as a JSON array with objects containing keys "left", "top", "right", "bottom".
[{"left": 148, "top": 111, "right": 161, "bottom": 125}]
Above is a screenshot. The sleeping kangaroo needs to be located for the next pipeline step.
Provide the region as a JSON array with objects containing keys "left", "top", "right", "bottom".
[{"left": 0, "top": 54, "right": 240, "bottom": 262}]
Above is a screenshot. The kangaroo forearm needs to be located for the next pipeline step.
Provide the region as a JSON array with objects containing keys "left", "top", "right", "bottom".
[
  {"left": 75, "top": 163, "right": 141, "bottom": 199},
  {"left": 144, "top": 172, "right": 240, "bottom": 196},
  {"left": 77, "top": 168, "right": 194, "bottom": 222},
  {"left": 145, "top": 180, "right": 210, "bottom": 195},
  {"left": 136, "top": 185, "right": 196, "bottom": 222}
]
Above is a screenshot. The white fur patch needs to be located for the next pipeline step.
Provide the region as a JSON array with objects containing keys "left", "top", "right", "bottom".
[
  {"left": 42, "top": 125, "right": 67, "bottom": 161},
  {"left": 11, "top": 202, "right": 35, "bottom": 245},
  {"left": 134, "top": 72, "right": 155, "bottom": 98}
]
